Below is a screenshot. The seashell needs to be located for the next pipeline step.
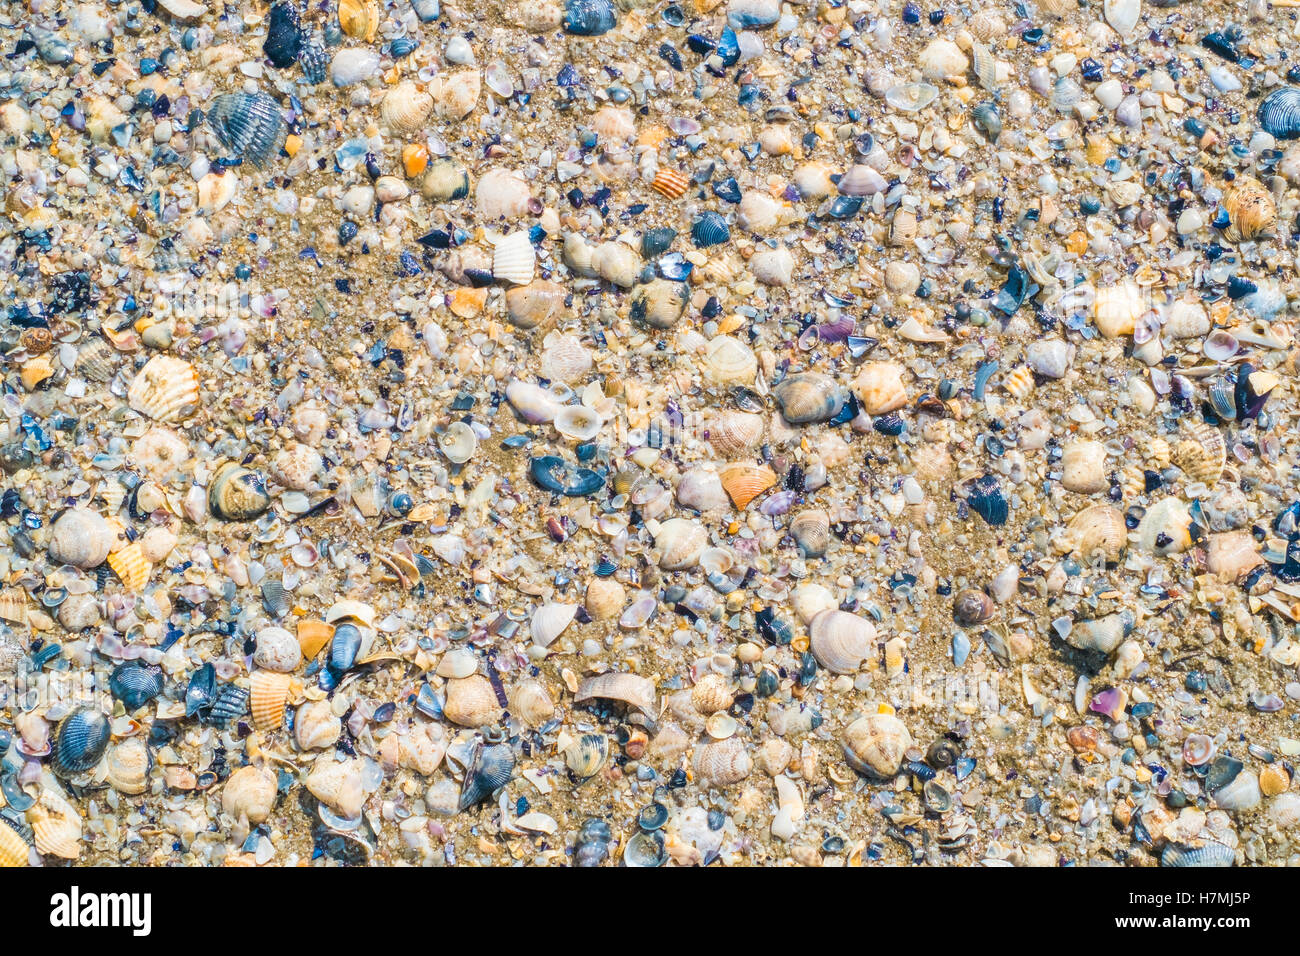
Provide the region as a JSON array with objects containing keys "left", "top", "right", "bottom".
[
  {"left": 1061, "top": 440, "right": 1109, "bottom": 495},
  {"left": 565, "top": 733, "right": 609, "bottom": 779},
  {"left": 704, "top": 411, "right": 763, "bottom": 457},
  {"left": 109, "top": 661, "right": 165, "bottom": 711},
  {"left": 444, "top": 675, "right": 501, "bottom": 727},
  {"left": 563, "top": 0, "right": 616, "bottom": 35},
  {"left": 773, "top": 373, "right": 846, "bottom": 424},
  {"left": 852, "top": 362, "right": 908, "bottom": 415},
  {"left": 630, "top": 279, "right": 689, "bottom": 329},
  {"left": 705, "top": 712, "right": 738, "bottom": 739},
  {"left": 1213, "top": 771, "right": 1261, "bottom": 812},
  {"left": 952, "top": 589, "right": 994, "bottom": 626},
  {"left": 1172, "top": 423, "right": 1225, "bottom": 484},
  {"left": 52, "top": 707, "right": 110, "bottom": 777},
  {"left": 27, "top": 791, "right": 81, "bottom": 860},
  {"left": 459, "top": 741, "right": 515, "bottom": 811},
  {"left": 306, "top": 756, "right": 365, "bottom": 819},
  {"left": 419, "top": 159, "right": 471, "bottom": 201},
  {"left": 691, "top": 211, "right": 731, "bottom": 247},
  {"left": 476, "top": 168, "right": 531, "bottom": 220},
  {"left": 529, "top": 456, "right": 605, "bottom": 497},
  {"left": 971, "top": 102, "right": 1001, "bottom": 143},
  {"left": 379, "top": 723, "right": 446, "bottom": 775},
  {"left": 918, "top": 38, "right": 968, "bottom": 81},
  {"left": 254, "top": 626, "right": 302, "bottom": 673},
  {"left": 1205, "top": 531, "right": 1263, "bottom": 582},
  {"left": 263, "top": 2, "right": 302, "bottom": 68},
  {"left": 1161, "top": 842, "right": 1234, "bottom": 868},
  {"left": 1103, "top": 0, "right": 1140, "bottom": 37},
  {"left": 429, "top": 70, "right": 480, "bottom": 120},
  {"left": 530, "top": 603, "right": 578, "bottom": 647},
  {"left": 328, "top": 623, "right": 365, "bottom": 671},
  {"left": 209, "top": 462, "right": 271, "bottom": 521},
  {"left": 809, "top": 609, "right": 875, "bottom": 674},
  {"left": 1136, "top": 497, "right": 1194, "bottom": 554},
  {"left": 969, "top": 40, "right": 1000, "bottom": 91},
  {"left": 883, "top": 260, "right": 920, "bottom": 294},
  {"left": 691, "top": 674, "right": 734, "bottom": 714},
  {"left": 47, "top": 508, "right": 114, "bottom": 569},
  {"left": 651, "top": 168, "right": 690, "bottom": 199},
  {"left": 297, "top": 619, "right": 335, "bottom": 660},
  {"left": 0, "top": 817, "right": 30, "bottom": 867},
  {"left": 575, "top": 672, "right": 656, "bottom": 717},
  {"left": 1066, "top": 610, "right": 1133, "bottom": 655},
  {"left": 793, "top": 161, "right": 838, "bottom": 200},
  {"left": 889, "top": 207, "right": 919, "bottom": 247},
  {"left": 838, "top": 164, "right": 888, "bottom": 197},
  {"left": 506, "top": 380, "right": 564, "bottom": 425},
  {"left": 1182, "top": 733, "right": 1214, "bottom": 767},
  {"left": 1025, "top": 338, "right": 1075, "bottom": 379},
  {"left": 438, "top": 421, "right": 478, "bottom": 464},
  {"left": 789, "top": 510, "right": 830, "bottom": 558},
  {"left": 554, "top": 405, "right": 602, "bottom": 443},
  {"left": 652, "top": 517, "right": 708, "bottom": 570},
  {"left": 506, "top": 280, "right": 568, "bottom": 329},
  {"left": 108, "top": 541, "right": 150, "bottom": 591},
  {"left": 718, "top": 462, "right": 777, "bottom": 510},
  {"left": 1091, "top": 279, "right": 1143, "bottom": 338},
  {"left": 206, "top": 92, "right": 286, "bottom": 168},
  {"left": 380, "top": 81, "right": 433, "bottom": 135},
  {"left": 1002, "top": 366, "right": 1034, "bottom": 400},
  {"left": 737, "top": 190, "right": 793, "bottom": 231},
  {"left": 751, "top": 247, "right": 794, "bottom": 286},
  {"left": 128, "top": 355, "right": 200, "bottom": 422},
  {"left": 791, "top": 582, "right": 837, "bottom": 625},
  {"left": 1066, "top": 504, "right": 1127, "bottom": 564},
  {"left": 492, "top": 230, "right": 536, "bottom": 286},
  {"left": 106, "top": 738, "right": 151, "bottom": 795},
  {"left": 1259, "top": 87, "right": 1300, "bottom": 140},
  {"left": 842, "top": 713, "right": 913, "bottom": 778},
  {"left": 1165, "top": 299, "right": 1210, "bottom": 339},
  {"left": 591, "top": 105, "right": 635, "bottom": 141},
  {"left": 1223, "top": 176, "right": 1276, "bottom": 243},
  {"left": 295, "top": 699, "right": 342, "bottom": 751},
  {"left": 591, "top": 241, "right": 641, "bottom": 288},
  {"left": 540, "top": 335, "right": 591, "bottom": 384},
  {"left": 157, "top": 0, "right": 207, "bottom": 19},
  {"left": 249, "top": 670, "right": 294, "bottom": 731},
  {"left": 0, "top": 590, "right": 26, "bottom": 627},
  {"left": 510, "top": 679, "right": 556, "bottom": 727},
  {"left": 885, "top": 82, "right": 938, "bottom": 112},
  {"left": 270, "top": 442, "right": 322, "bottom": 491},
  {"left": 76, "top": 338, "right": 117, "bottom": 383},
  {"left": 338, "top": 0, "right": 381, "bottom": 41},
  {"left": 702, "top": 336, "right": 758, "bottom": 387},
  {"left": 692, "top": 735, "right": 752, "bottom": 787}
]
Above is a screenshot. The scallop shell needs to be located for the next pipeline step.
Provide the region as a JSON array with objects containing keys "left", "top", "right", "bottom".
[
  {"left": 530, "top": 603, "right": 578, "bottom": 647},
  {"left": 705, "top": 411, "right": 764, "bottom": 457},
  {"left": 1066, "top": 504, "right": 1127, "bottom": 564},
  {"left": 702, "top": 335, "right": 758, "bottom": 386},
  {"left": 206, "top": 91, "right": 286, "bottom": 168},
  {"left": 1224, "top": 176, "right": 1276, "bottom": 243},
  {"left": 691, "top": 673, "right": 734, "bottom": 714},
  {"left": 27, "top": 791, "right": 81, "bottom": 860},
  {"left": 773, "top": 373, "right": 846, "bottom": 424},
  {"left": 380, "top": 81, "right": 433, "bottom": 134},
  {"left": 510, "top": 678, "right": 556, "bottom": 727},
  {"left": 443, "top": 674, "right": 501, "bottom": 727},
  {"left": 852, "top": 362, "right": 908, "bottom": 415},
  {"left": 842, "top": 713, "right": 912, "bottom": 778},
  {"left": 127, "top": 355, "right": 200, "bottom": 422},
  {"left": 249, "top": 670, "right": 294, "bottom": 731},
  {"left": 651, "top": 167, "right": 690, "bottom": 198},
  {"left": 1061, "top": 440, "right": 1109, "bottom": 495},
  {"left": 1173, "top": 423, "right": 1226, "bottom": 484},
  {"left": 106, "top": 738, "right": 152, "bottom": 795},
  {"left": 338, "top": 0, "right": 381, "bottom": 40},
  {"left": 47, "top": 508, "right": 114, "bottom": 569},
  {"left": 492, "top": 230, "right": 536, "bottom": 286},
  {"left": 107, "top": 541, "right": 150, "bottom": 591},
  {"left": 692, "top": 735, "right": 752, "bottom": 787},
  {"left": 539, "top": 335, "right": 591, "bottom": 383},
  {"left": 718, "top": 462, "right": 777, "bottom": 510},
  {"left": 808, "top": 609, "right": 875, "bottom": 674}
]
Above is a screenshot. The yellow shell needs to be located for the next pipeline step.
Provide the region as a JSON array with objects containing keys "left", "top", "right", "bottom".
[
  {"left": 249, "top": 670, "right": 293, "bottom": 731},
  {"left": 128, "top": 355, "right": 200, "bottom": 422},
  {"left": 27, "top": 791, "right": 81, "bottom": 860},
  {"left": 1067, "top": 504, "right": 1127, "bottom": 564},
  {"left": 443, "top": 674, "right": 501, "bottom": 727},
  {"left": 1091, "top": 279, "right": 1143, "bottom": 339},
  {"left": 0, "top": 819, "right": 29, "bottom": 867},
  {"left": 718, "top": 462, "right": 778, "bottom": 510},
  {"left": 338, "top": 0, "right": 380, "bottom": 40},
  {"left": 1173, "top": 423, "right": 1226, "bottom": 484},
  {"left": 651, "top": 168, "right": 689, "bottom": 198},
  {"left": 1223, "top": 176, "right": 1276, "bottom": 242},
  {"left": 107, "top": 541, "right": 151, "bottom": 591},
  {"left": 297, "top": 619, "right": 334, "bottom": 659},
  {"left": 1146, "top": 436, "right": 1171, "bottom": 469},
  {"left": 1001, "top": 366, "right": 1034, "bottom": 400}
]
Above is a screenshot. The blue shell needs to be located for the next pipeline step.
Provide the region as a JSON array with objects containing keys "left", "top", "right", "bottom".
[
  {"left": 715, "top": 27, "right": 740, "bottom": 66},
  {"left": 207, "top": 92, "right": 287, "bottom": 168},
  {"left": 459, "top": 742, "right": 515, "bottom": 811},
  {"left": 206, "top": 686, "right": 249, "bottom": 728},
  {"left": 966, "top": 474, "right": 1008, "bottom": 527},
  {"left": 389, "top": 36, "right": 418, "bottom": 58},
  {"left": 52, "top": 707, "right": 110, "bottom": 777},
  {"left": 1161, "top": 842, "right": 1234, "bottom": 867},
  {"left": 330, "top": 623, "right": 363, "bottom": 673},
  {"left": 185, "top": 663, "right": 217, "bottom": 717},
  {"left": 691, "top": 211, "right": 730, "bottom": 247},
  {"left": 410, "top": 0, "right": 440, "bottom": 22},
  {"left": 657, "top": 252, "right": 693, "bottom": 281},
  {"left": 530, "top": 456, "right": 606, "bottom": 497},
  {"left": 263, "top": 2, "right": 303, "bottom": 69},
  {"left": 1258, "top": 87, "right": 1300, "bottom": 140},
  {"left": 727, "top": 0, "right": 780, "bottom": 30},
  {"left": 109, "top": 661, "right": 165, "bottom": 711},
  {"left": 563, "top": 0, "right": 616, "bottom": 36},
  {"left": 641, "top": 227, "right": 677, "bottom": 258},
  {"left": 297, "top": 36, "right": 328, "bottom": 85}
]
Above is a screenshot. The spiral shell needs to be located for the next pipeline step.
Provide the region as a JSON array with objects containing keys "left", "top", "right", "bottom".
[
  {"left": 380, "top": 81, "right": 432, "bottom": 134},
  {"left": 127, "top": 355, "right": 200, "bottom": 422},
  {"left": 843, "top": 713, "right": 912, "bottom": 779},
  {"left": 444, "top": 674, "right": 501, "bottom": 727},
  {"left": 206, "top": 91, "right": 286, "bottom": 168},
  {"left": 510, "top": 678, "right": 556, "bottom": 727},
  {"left": 808, "top": 609, "right": 875, "bottom": 674},
  {"left": 47, "top": 508, "right": 114, "bottom": 569},
  {"left": 249, "top": 670, "right": 294, "bottom": 731},
  {"left": 704, "top": 411, "right": 763, "bottom": 457},
  {"left": 852, "top": 362, "right": 908, "bottom": 415},
  {"left": 651, "top": 168, "right": 689, "bottom": 199},
  {"left": 773, "top": 372, "right": 846, "bottom": 424},
  {"left": 27, "top": 791, "right": 81, "bottom": 860},
  {"left": 691, "top": 673, "right": 734, "bottom": 714},
  {"left": 1066, "top": 504, "right": 1127, "bottom": 564},
  {"left": 789, "top": 509, "right": 831, "bottom": 558},
  {"left": 1173, "top": 423, "right": 1226, "bottom": 484},
  {"left": 1223, "top": 176, "right": 1276, "bottom": 243},
  {"left": 692, "top": 735, "right": 752, "bottom": 787},
  {"left": 718, "top": 462, "right": 777, "bottom": 510},
  {"left": 107, "top": 541, "right": 150, "bottom": 591},
  {"left": 209, "top": 462, "right": 271, "bottom": 521},
  {"left": 106, "top": 738, "right": 152, "bottom": 795},
  {"left": 306, "top": 756, "right": 365, "bottom": 819},
  {"left": 702, "top": 335, "right": 758, "bottom": 386}
]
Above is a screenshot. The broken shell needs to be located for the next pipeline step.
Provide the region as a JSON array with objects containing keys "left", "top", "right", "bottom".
[
  {"left": 249, "top": 670, "right": 294, "bottom": 731},
  {"left": 430, "top": 70, "right": 481, "bottom": 120},
  {"left": 209, "top": 463, "right": 271, "bottom": 522},
  {"left": 492, "top": 230, "right": 536, "bottom": 286},
  {"left": 574, "top": 672, "right": 656, "bottom": 717},
  {"left": 808, "top": 609, "right": 875, "bottom": 674},
  {"left": 1173, "top": 424, "right": 1226, "bottom": 484},
  {"left": 128, "top": 356, "right": 200, "bottom": 422},
  {"left": 718, "top": 462, "right": 777, "bottom": 510},
  {"left": 530, "top": 603, "right": 578, "bottom": 647},
  {"left": 1061, "top": 440, "right": 1109, "bottom": 495},
  {"left": 539, "top": 335, "right": 592, "bottom": 384},
  {"left": 505, "top": 279, "right": 564, "bottom": 328},
  {"left": 1091, "top": 279, "right": 1143, "bottom": 339},
  {"left": 107, "top": 542, "right": 150, "bottom": 592},
  {"left": 554, "top": 405, "right": 602, "bottom": 443},
  {"left": 852, "top": 362, "right": 908, "bottom": 415},
  {"left": 270, "top": 443, "right": 322, "bottom": 490},
  {"left": 1205, "top": 531, "right": 1264, "bottom": 582},
  {"left": 1136, "top": 497, "right": 1194, "bottom": 554},
  {"left": 27, "top": 791, "right": 82, "bottom": 860},
  {"left": 306, "top": 756, "right": 365, "bottom": 819},
  {"left": 106, "top": 738, "right": 151, "bottom": 795},
  {"left": 843, "top": 713, "right": 913, "bottom": 779},
  {"left": 294, "top": 699, "right": 342, "bottom": 751},
  {"left": 630, "top": 279, "right": 689, "bottom": 329},
  {"left": 1224, "top": 176, "right": 1276, "bottom": 242}
]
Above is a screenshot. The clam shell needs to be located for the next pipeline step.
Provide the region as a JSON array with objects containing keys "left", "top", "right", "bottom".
[
  {"left": 476, "top": 168, "right": 531, "bottom": 220},
  {"left": 206, "top": 91, "right": 286, "bottom": 168},
  {"left": 438, "top": 421, "right": 478, "bottom": 464},
  {"left": 773, "top": 372, "right": 846, "bottom": 424},
  {"left": 630, "top": 279, "right": 689, "bottom": 329},
  {"left": 47, "top": 508, "right": 114, "bottom": 569},
  {"left": 1061, "top": 440, "right": 1109, "bottom": 495},
  {"left": 505, "top": 280, "right": 568, "bottom": 329},
  {"left": 443, "top": 674, "right": 501, "bottom": 727},
  {"left": 492, "top": 230, "right": 536, "bottom": 286},
  {"left": 510, "top": 679, "right": 556, "bottom": 727},
  {"left": 789, "top": 509, "right": 830, "bottom": 557},
  {"left": 107, "top": 541, "right": 150, "bottom": 591},
  {"left": 591, "top": 241, "right": 641, "bottom": 287},
  {"left": 27, "top": 791, "right": 81, "bottom": 860},
  {"left": 702, "top": 335, "right": 758, "bottom": 386},
  {"left": 253, "top": 626, "right": 302, "bottom": 673},
  {"left": 1066, "top": 504, "right": 1127, "bottom": 564},
  {"left": 128, "top": 355, "right": 200, "bottom": 422},
  {"left": 838, "top": 164, "right": 888, "bottom": 197},
  {"left": 693, "top": 735, "right": 752, "bottom": 787},
  {"left": 676, "top": 464, "right": 730, "bottom": 513},
  {"left": 808, "top": 609, "right": 875, "bottom": 674},
  {"left": 1103, "top": 0, "right": 1140, "bottom": 36},
  {"left": 754, "top": 249, "right": 795, "bottom": 287},
  {"left": 842, "top": 713, "right": 912, "bottom": 778},
  {"left": 249, "top": 670, "right": 294, "bottom": 730},
  {"left": 852, "top": 362, "right": 908, "bottom": 415},
  {"left": 459, "top": 742, "right": 515, "bottom": 811},
  {"left": 530, "top": 603, "right": 578, "bottom": 647},
  {"left": 651, "top": 168, "right": 689, "bottom": 198},
  {"left": 380, "top": 81, "right": 433, "bottom": 134},
  {"left": 338, "top": 0, "right": 380, "bottom": 40},
  {"left": 574, "top": 672, "right": 656, "bottom": 717},
  {"left": 704, "top": 411, "right": 763, "bottom": 457},
  {"left": 539, "top": 335, "right": 591, "bottom": 383},
  {"left": 1066, "top": 610, "right": 1132, "bottom": 655},
  {"left": 1259, "top": 87, "right": 1300, "bottom": 140},
  {"left": 718, "top": 462, "right": 777, "bottom": 510},
  {"left": 270, "top": 442, "right": 322, "bottom": 490},
  {"left": 419, "top": 158, "right": 471, "bottom": 201},
  {"left": 52, "top": 707, "right": 111, "bottom": 777},
  {"left": 565, "top": 733, "right": 609, "bottom": 778},
  {"left": 652, "top": 517, "right": 708, "bottom": 569},
  {"left": 506, "top": 380, "right": 564, "bottom": 424},
  {"left": 109, "top": 661, "right": 165, "bottom": 711},
  {"left": 0, "top": 817, "right": 30, "bottom": 867},
  {"left": 1161, "top": 842, "right": 1234, "bottom": 868}
]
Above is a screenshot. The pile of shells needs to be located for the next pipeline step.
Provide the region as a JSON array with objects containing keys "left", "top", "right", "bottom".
[{"left": 3, "top": 0, "right": 1300, "bottom": 869}]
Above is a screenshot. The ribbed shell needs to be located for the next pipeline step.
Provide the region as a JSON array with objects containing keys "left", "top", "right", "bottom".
[
  {"left": 718, "top": 462, "right": 777, "bottom": 510},
  {"left": 76, "top": 338, "right": 117, "bottom": 382},
  {"left": 774, "top": 373, "right": 845, "bottom": 424},
  {"left": 207, "top": 685, "right": 249, "bottom": 728},
  {"left": 1173, "top": 423, "right": 1226, "bottom": 484},
  {"left": 705, "top": 411, "right": 763, "bottom": 457},
  {"left": 443, "top": 674, "right": 501, "bottom": 727},
  {"left": 505, "top": 280, "right": 567, "bottom": 329},
  {"left": 790, "top": 509, "right": 831, "bottom": 558},
  {"left": 52, "top": 707, "right": 111, "bottom": 777},
  {"left": 1067, "top": 504, "right": 1127, "bottom": 563},
  {"left": 107, "top": 541, "right": 150, "bottom": 591},
  {"left": 249, "top": 670, "right": 293, "bottom": 730},
  {"left": 0, "top": 817, "right": 30, "bottom": 867},
  {"left": 207, "top": 92, "right": 287, "bottom": 168},
  {"left": 651, "top": 168, "right": 689, "bottom": 198},
  {"left": 380, "top": 81, "right": 433, "bottom": 135},
  {"left": 492, "top": 231, "right": 536, "bottom": 285},
  {"left": 702, "top": 335, "right": 758, "bottom": 386},
  {"left": 27, "top": 791, "right": 81, "bottom": 860},
  {"left": 127, "top": 355, "right": 200, "bottom": 422},
  {"left": 1257, "top": 87, "right": 1300, "bottom": 140},
  {"left": 809, "top": 609, "right": 875, "bottom": 674},
  {"left": 692, "top": 735, "right": 752, "bottom": 786}
]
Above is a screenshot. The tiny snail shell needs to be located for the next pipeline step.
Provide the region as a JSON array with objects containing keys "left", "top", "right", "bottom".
[
  {"left": 222, "top": 765, "right": 277, "bottom": 824},
  {"left": 47, "top": 508, "right": 114, "bottom": 569},
  {"left": 690, "top": 673, "right": 734, "bottom": 714},
  {"left": 294, "top": 699, "right": 342, "bottom": 751},
  {"left": 509, "top": 678, "right": 556, "bottom": 728},
  {"left": 808, "top": 609, "right": 875, "bottom": 674},
  {"left": 443, "top": 674, "right": 502, "bottom": 727},
  {"left": 952, "top": 589, "right": 995, "bottom": 626},
  {"left": 773, "top": 372, "right": 846, "bottom": 424},
  {"left": 253, "top": 626, "right": 303, "bottom": 673},
  {"left": 438, "top": 421, "right": 478, "bottom": 464},
  {"left": 692, "top": 735, "right": 752, "bottom": 787},
  {"left": 842, "top": 713, "right": 913, "bottom": 778},
  {"left": 852, "top": 362, "right": 908, "bottom": 415},
  {"left": 208, "top": 462, "right": 271, "bottom": 522},
  {"left": 306, "top": 756, "right": 365, "bottom": 819},
  {"left": 106, "top": 738, "right": 152, "bottom": 796},
  {"left": 565, "top": 733, "right": 610, "bottom": 779},
  {"left": 52, "top": 707, "right": 111, "bottom": 778}
]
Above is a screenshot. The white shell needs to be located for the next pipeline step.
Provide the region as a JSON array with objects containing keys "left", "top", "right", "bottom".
[
  {"left": 253, "top": 626, "right": 303, "bottom": 673},
  {"left": 808, "top": 610, "right": 875, "bottom": 674},
  {"left": 492, "top": 230, "right": 536, "bottom": 285},
  {"left": 530, "top": 603, "right": 578, "bottom": 647},
  {"left": 380, "top": 81, "right": 434, "bottom": 134},
  {"left": 128, "top": 355, "right": 200, "bottom": 422},
  {"left": 554, "top": 404, "right": 602, "bottom": 442}
]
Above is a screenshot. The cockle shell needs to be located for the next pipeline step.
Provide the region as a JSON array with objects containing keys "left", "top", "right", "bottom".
[
  {"left": 584, "top": 577, "right": 626, "bottom": 620},
  {"left": 492, "top": 230, "right": 536, "bottom": 285},
  {"left": 1173, "top": 423, "right": 1226, "bottom": 484},
  {"left": 808, "top": 609, "right": 875, "bottom": 674},
  {"left": 1137, "top": 497, "right": 1193, "bottom": 554},
  {"left": 380, "top": 81, "right": 433, "bottom": 134},
  {"left": 128, "top": 355, "right": 200, "bottom": 422},
  {"left": 27, "top": 791, "right": 82, "bottom": 860},
  {"left": 1061, "top": 440, "right": 1109, "bottom": 495},
  {"left": 1223, "top": 176, "right": 1275, "bottom": 242},
  {"left": 206, "top": 91, "right": 286, "bottom": 167},
  {"left": 530, "top": 603, "right": 578, "bottom": 647},
  {"left": 539, "top": 335, "right": 591, "bottom": 383},
  {"left": 651, "top": 167, "right": 690, "bottom": 198},
  {"left": 430, "top": 70, "right": 481, "bottom": 120},
  {"left": 842, "top": 713, "right": 912, "bottom": 778},
  {"left": 1066, "top": 504, "right": 1127, "bottom": 564},
  {"left": 718, "top": 462, "right": 777, "bottom": 510},
  {"left": 306, "top": 756, "right": 365, "bottom": 819},
  {"left": 704, "top": 411, "right": 763, "bottom": 457},
  {"left": 652, "top": 517, "right": 708, "bottom": 569},
  {"left": 295, "top": 699, "right": 342, "bottom": 751},
  {"left": 1066, "top": 610, "right": 1132, "bottom": 655},
  {"left": 692, "top": 735, "right": 752, "bottom": 787},
  {"left": 790, "top": 509, "right": 831, "bottom": 558},
  {"left": 630, "top": 279, "right": 689, "bottom": 329},
  {"left": 48, "top": 508, "right": 114, "bottom": 569},
  {"left": 249, "top": 670, "right": 294, "bottom": 730},
  {"left": 691, "top": 673, "right": 734, "bottom": 714},
  {"left": 702, "top": 335, "right": 758, "bottom": 386},
  {"left": 591, "top": 105, "right": 635, "bottom": 141},
  {"left": 52, "top": 707, "right": 111, "bottom": 777},
  {"left": 0, "top": 818, "right": 29, "bottom": 867},
  {"left": 852, "top": 362, "right": 908, "bottom": 415},
  {"left": 510, "top": 678, "right": 556, "bottom": 727},
  {"left": 506, "top": 280, "right": 568, "bottom": 329},
  {"left": 338, "top": 0, "right": 381, "bottom": 40},
  {"left": 107, "top": 541, "right": 150, "bottom": 591},
  {"left": 476, "top": 168, "right": 532, "bottom": 220},
  {"left": 443, "top": 674, "right": 501, "bottom": 727}
]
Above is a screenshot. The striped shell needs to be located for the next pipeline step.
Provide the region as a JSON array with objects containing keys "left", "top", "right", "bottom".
[
  {"left": 249, "top": 670, "right": 294, "bottom": 730},
  {"left": 1066, "top": 504, "right": 1127, "bottom": 564},
  {"left": 27, "top": 791, "right": 81, "bottom": 860},
  {"left": 1224, "top": 176, "right": 1276, "bottom": 243},
  {"left": 1161, "top": 842, "right": 1234, "bottom": 867},
  {"left": 651, "top": 168, "right": 690, "bottom": 198},
  {"left": 505, "top": 280, "right": 567, "bottom": 330},
  {"left": 76, "top": 338, "right": 117, "bottom": 382},
  {"left": 338, "top": 0, "right": 381, "bottom": 40},
  {"left": 443, "top": 674, "right": 501, "bottom": 727},
  {"left": 565, "top": 733, "right": 609, "bottom": 779},
  {"left": 206, "top": 91, "right": 286, "bottom": 168},
  {"left": 539, "top": 334, "right": 592, "bottom": 384},
  {"left": 692, "top": 735, "right": 752, "bottom": 787},
  {"left": 380, "top": 81, "right": 433, "bottom": 134},
  {"left": 773, "top": 372, "right": 846, "bottom": 424},
  {"left": 107, "top": 541, "right": 150, "bottom": 591},
  {"left": 702, "top": 335, "right": 758, "bottom": 386},
  {"left": 704, "top": 411, "right": 763, "bottom": 457},
  {"left": 1173, "top": 423, "right": 1226, "bottom": 484},
  {"left": 574, "top": 672, "right": 656, "bottom": 716},
  {"left": 790, "top": 509, "right": 831, "bottom": 558},
  {"left": 128, "top": 355, "right": 200, "bottom": 422},
  {"left": 0, "top": 816, "right": 30, "bottom": 867},
  {"left": 0, "top": 589, "right": 26, "bottom": 626},
  {"left": 106, "top": 738, "right": 152, "bottom": 795},
  {"left": 510, "top": 678, "right": 556, "bottom": 727},
  {"left": 808, "top": 609, "right": 875, "bottom": 674},
  {"left": 530, "top": 602, "right": 578, "bottom": 647},
  {"left": 691, "top": 673, "right": 734, "bottom": 714},
  {"left": 492, "top": 230, "right": 536, "bottom": 285},
  {"left": 1258, "top": 87, "right": 1300, "bottom": 140},
  {"left": 718, "top": 462, "right": 777, "bottom": 510},
  {"left": 53, "top": 707, "right": 111, "bottom": 777},
  {"left": 1002, "top": 365, "right": 1034, "bottom": 400},
  {"left": 1146, "top": 436, "right": 1172, "bottom": 469}
]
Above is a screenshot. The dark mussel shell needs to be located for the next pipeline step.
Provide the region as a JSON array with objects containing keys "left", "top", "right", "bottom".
[
  {"left": 205, "top": 685, "right": 249, "bottom": 728},
  {"left": 966, "top": 473, "right": 1008, "bottom": 527},
  {"left": 206, "top": 92, "right": 287, "bottom": 169},
  {"left": 263, "top": 2, "right": 303, "bottom": 68},
  {"left": 458, "top": 741, "right": 516, "bottom": 811},
  {"left": 185, "top": 662, "right": 217, "bottom": 717},
  {"left": 109, "top": 661, "right": 166, "bottom": 711},
  {"left": 641, "top": 226, "right": 677, "bottom": 258},
  {"left": 329, "top": 623, "right": 363, "bottom": 673},
  {"left": 529, "top": 456, "right": 606, "bottom": 497},
  {"left": 52, "top": 707, "right": 111, "bottom": 777},
  {"left": 1258, "top": 87, "right": 1300, "bottom": 140},
  {"left": 563, "top": 0, "right": 617, "bottom": 36}
]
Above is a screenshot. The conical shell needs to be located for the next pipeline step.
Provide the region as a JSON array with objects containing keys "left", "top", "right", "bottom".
[
  {"left": 27, "top": 791, "right": 81, "bottom": 860},
  {"left": 718, "top": 462, "right": 777, "bottom": 510},
  {"left": 107, "top": 541, "right": 150, "bottom": 591},
  {"left": 1066, "top": 504, "right": 1127, "bottom": 563},
  {"left": 128, "top": 355, "right": 200, "bottom": 422},
  {"left": 1173, "top": 423, "right": 1226, "bottom": 484},
  {"left": 380, "top": 81, "right": 434, "bottom": 134},
  {"left": 705, "top": 411, "right": 763, "bottom": 457},
  {"left": 843, "top": 713, "right": 912, "bottom": 778},
  {"left": 692, "top": 735, "right": 752, "bottom": 787},
  {"left": 808, "top": 609, "right": 875, "bottom": 674},
  {"left": 443, "top": 674, "right": 501, "bottom": 727},
  {"left": 492, "top": 230, "right": 536, "bottom": 285},
  {"left": 249, "top": 670, "right": 293, "bottom": 730}
]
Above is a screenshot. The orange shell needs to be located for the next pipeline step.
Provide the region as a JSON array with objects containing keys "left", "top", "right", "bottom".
[
  {"left": 108, "top": 541, "right": 151, "bottom": 591},
  {"left": 718, "top": 463, "right": 778, "bottom": 510},
  {"left": 0, "top": 821, "right": 28, "bottom": 867},
  {"left": 249, "top": 670, "right": 293, "bottom": 731},
  {"left": 297, "top": 619, "right": 335, "bottom": 660},
  {"left": 651, "top": 168, "right": 689, "bottom": 199}
]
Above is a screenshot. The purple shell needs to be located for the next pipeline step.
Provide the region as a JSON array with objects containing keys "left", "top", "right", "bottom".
[{"left": 760, "top": 490, "right": 798, "bottom": 516}]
